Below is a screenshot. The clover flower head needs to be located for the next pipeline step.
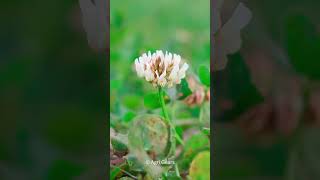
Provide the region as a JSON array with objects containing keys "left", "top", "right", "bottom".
[{"left": 134, "top": 50, "right": 189, "bottom": 88}]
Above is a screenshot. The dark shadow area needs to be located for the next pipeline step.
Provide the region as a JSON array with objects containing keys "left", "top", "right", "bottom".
[
  {"left": 214, "top": 0, "right": 320, "bottom": 179},
  {"left": 0, "top": 0, "right": 107, "bottom": 179}
]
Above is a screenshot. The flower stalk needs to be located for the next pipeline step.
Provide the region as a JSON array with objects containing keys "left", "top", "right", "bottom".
[{"left": 158, "top": 87, "right": 184, "bottom": 146}]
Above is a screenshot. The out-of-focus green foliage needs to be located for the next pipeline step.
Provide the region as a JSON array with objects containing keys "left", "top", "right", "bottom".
[
  {"left": 286, "top": 14, "right": 320, "bottom": 80},
  {"left": 177, "top": 79, "right": 193, "bottom": 100},
  {"left": 144, "top": 93, "right": 162, "bottom": 109},
  {"left": 179, "top": 133, "right": 210, "bottom": 171},
  {"left": 189, "top": 151, "right": 210, "bottom": 180},
  {"left": 198, "top": 65, "right": 210, "bottom": 87}
]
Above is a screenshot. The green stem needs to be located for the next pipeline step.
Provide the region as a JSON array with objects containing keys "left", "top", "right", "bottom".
[
  {"left": 175, "top": 163, "right": 181, "bottom": 178},
  {"left": 158, "top": 87, "right": 184, "bottom": 146},
  {"left": 158, "top": 87, "right": 170, "bottom": 121}
]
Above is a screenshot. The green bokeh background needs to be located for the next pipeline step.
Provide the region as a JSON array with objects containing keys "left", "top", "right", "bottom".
[{"left": 110, "top": 0, "right": 210, "bottom": 117}]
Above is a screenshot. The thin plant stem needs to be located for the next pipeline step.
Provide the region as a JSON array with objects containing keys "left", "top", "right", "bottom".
[
  {"left": 111, "top": 164, "right": 138, "bottom": 180},
  {"left": 158, "top": 87, "right": 170, "bottom": 121},
  {"left": 158, "top": 86, "right": 183, "bottom": 178},
  {"left": 175, "top": 163, "right": 181, "bottom": 178},
  {"left": 158, "top": 87, "right": 184, "bottom": 146}
]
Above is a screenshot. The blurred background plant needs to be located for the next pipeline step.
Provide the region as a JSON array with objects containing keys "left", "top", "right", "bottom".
[
  {"left": 0, "top": 0, "right": 106, "bottom": 179},
  {"left": 214, "top": 0, "right": 320, "bottom": 179},
  {"left": 110, "top": 0, "right": 210, "bottom": 179}
]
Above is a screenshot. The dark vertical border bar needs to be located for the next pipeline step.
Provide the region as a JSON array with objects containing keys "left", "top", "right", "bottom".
[{"left": 106, "top": 0, "right": 111, "bottom": 178}]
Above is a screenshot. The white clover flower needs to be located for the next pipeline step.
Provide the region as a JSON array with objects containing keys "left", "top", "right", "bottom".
[{"left": 134, "top": 50, "right": 189, "bottom": 88}]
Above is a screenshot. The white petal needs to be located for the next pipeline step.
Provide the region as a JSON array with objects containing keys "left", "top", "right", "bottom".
[
  {"left": 178, "top": 63, "right": 189, "bottom": 79},
  {"left": 158, "top": 71, "right": 167, "bottom": 87},
  {"left": 135, "top": 59, "right": 144, "bottom": 77},
  {"left": 173, "top": 54, "right": 181, "bottom": 65},
  {"left": 169, "top": 65, "right": 179, "bottom": 81},
  {"left": 158, "top": 78, "right": 167, "bottom": 87},
  {"left": 145, "top": 64, "right": 154, "bottom": 81}
]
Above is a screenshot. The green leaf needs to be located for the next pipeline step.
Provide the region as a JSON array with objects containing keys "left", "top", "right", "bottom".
[
  {"left": 111, "top": 79, "right": 122, "bottom": 90},
  {"left": 184, "top": 133, "right": 210, "bottom": 157},
  {"left": 110, "top": 166, "right": 122, "bottom": 180},
  {"left": 126, "top": 155, "right": 144, "bottom": 172},
  {"left": 122, "top": 95, "right": 141, "bottom": 110},
  {"left": 180, "top": 133, "right": 209, "bottom": 170},
  {"left": 198, "top": 65, "right": 210, "bottom": 87},
  {"left": 175, "top": 126, "right": 183, "bottom": 139},
  {"left": 123, "top": 111, "right": 136, "bottom": 123},
  {"left": 128, "top": 115, "right": 172, "bottom": 178},
  {"left": 111, "top": 138, "right": 128, "bottom": 152},
  {"left": 286, "top": 14, "right": 320, "bottom": 80},
  {"left": 177, "top": 79, "right": 192, "bottom": 100},
  {"left": 144, "top": 91, "right": 170, "bottom": 109},
  {"left": 162, "top": 171, "right": 182, "bottom": 180},
  {"left": 201, "top": 127, "right": 210, "bottom": 136},
  {"left": 144, "top": 92, "right": 161, "bottom": 109},
  {"left": 215, "top": 53, "right": 264, "bottom": 122},
  {"left": 189, "top": 151, "right": 210, "bottom": 180}
]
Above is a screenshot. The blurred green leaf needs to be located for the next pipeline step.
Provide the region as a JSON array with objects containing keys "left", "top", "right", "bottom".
[
  {"left": 201, "top": 127, "right": 210, "bottom": 136},
  {"left": 175, "top": 126, "right": 183, "bottom": 139},
  {"left": 123, "top": 111, "right": 136, "bottom": 123},
  {"left": 144, "top": 93, "right": 161, "bottom": 109},
  {"left": 286, "top": 15, "right": 320, "bottom": 80},
  {"left": 126, "top": 155, "right": 144, "bottom": 172},
  {"left": 129, "top": 115, "right": 170, "bottom": 158},
  {"left": 111, "top": 138, "right": 128, "bottom": 152},
  {"left": 198, "top": 65, "right": 210, "bottom": 87},
  {"left": 110, "top": 167, "right": 122, "bottom": 180},
  {"left": 123, "top": 95, "right": 142, "bottom": 110},
  {"left": 111, "top": 79, "right": 122, "bottom": 90},
  {"left": 189, "top": 151, "right": 210, "bottom": 180},
  {"left": 162, "top": 171, "right": 182, "bottom": 180},
  {"left": 127, "top": 115, "right": 174, "bottom": 178},
  {"left": 180, "top": 133, "right": 209, "bottom": 170},
  {"left": 177, "top": 79, "right": 192, "bottom": 100}
]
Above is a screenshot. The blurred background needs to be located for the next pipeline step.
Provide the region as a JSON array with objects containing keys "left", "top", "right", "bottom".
[
  {"left": 110, "top": 0, "right": 210, "bottom": 112},
  {"left": 0, "top": 0, "right": 107, "bottom": 179},
  {"left": 110, "top": 0, "right": 210, "bottom": 80},
  {"left": 214, "top": 0, "right": 320, "bottom": 179},
  {"left": 4, "top": 0, "right": 320, "bottom": 179}
]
